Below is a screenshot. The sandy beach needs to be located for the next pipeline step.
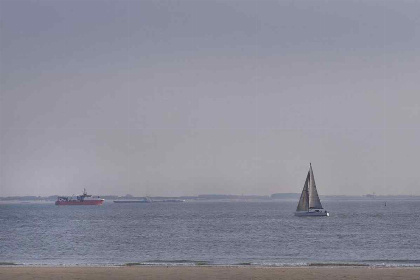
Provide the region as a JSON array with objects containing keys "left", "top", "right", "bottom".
[{"left": 1, "top": 266, "right": 420, "bottom": 280}]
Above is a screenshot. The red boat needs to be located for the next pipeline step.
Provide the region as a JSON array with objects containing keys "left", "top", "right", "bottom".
[{"left": 55, "top": 189, "right": 104, "bottom": 206}]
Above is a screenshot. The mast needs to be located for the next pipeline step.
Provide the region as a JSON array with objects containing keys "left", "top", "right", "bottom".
[{"left": 308, "top": 163, "right": 323, "bottom": 209}]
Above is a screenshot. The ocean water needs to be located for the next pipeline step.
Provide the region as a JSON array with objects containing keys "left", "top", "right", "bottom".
[{"left": 1, "top": 200, "right": 420, "bottom": 267}]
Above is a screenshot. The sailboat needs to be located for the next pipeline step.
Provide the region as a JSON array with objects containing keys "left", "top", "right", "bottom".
[{"left": 295, "top": 163, "right": 329, "bottom": 217}]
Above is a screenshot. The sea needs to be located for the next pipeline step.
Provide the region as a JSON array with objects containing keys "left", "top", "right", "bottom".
[{"left": 1, "top": 199, "right": 420, "bottom": 267}]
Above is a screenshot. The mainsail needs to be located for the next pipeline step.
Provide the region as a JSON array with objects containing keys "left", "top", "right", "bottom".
[
  {"left": 296, "top": 171, "right": 310, "bottom": 211},
  {"left": 308, "top": 164, "right": 323, "bottom": 209}
]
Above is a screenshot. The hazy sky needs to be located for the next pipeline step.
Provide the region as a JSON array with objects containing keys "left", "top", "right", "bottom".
[{"left": 1, "top": 0, "right": 420, "bottom": 196}]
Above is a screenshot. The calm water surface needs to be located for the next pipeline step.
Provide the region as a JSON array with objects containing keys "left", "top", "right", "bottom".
[{"left": 1, "top": 200, "right": 419, "bottom": 266}]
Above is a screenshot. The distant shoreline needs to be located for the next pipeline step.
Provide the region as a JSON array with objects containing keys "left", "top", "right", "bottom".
[{"left": 1, "top": 193, "right": 420, "bottom": 202}]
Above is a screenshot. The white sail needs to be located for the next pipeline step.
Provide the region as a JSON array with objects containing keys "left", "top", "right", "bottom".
[
  {"left": 308, "top": 164, "right": 323, "bottom": 209},
  {"left": 296, "top": 171, "right": 310, "bottom": 211},
  {"left": 295, "top": 163, "right": 328, "bottom": 216}
]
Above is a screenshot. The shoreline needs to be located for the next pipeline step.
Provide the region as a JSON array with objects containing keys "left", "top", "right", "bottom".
[
  {"left": 2, "top": 262, "right": 420, "bottom": 268},
  {"left": 1, "top": 266, "right": 420, "bottom": 280}
]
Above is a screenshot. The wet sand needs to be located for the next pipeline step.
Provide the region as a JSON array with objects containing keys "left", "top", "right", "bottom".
[{"left": 1, "top": 266, "right": 420, "bottom": 280}]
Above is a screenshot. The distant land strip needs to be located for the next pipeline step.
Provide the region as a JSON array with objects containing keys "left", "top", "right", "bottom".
[{"left": 1, "top": 193, "right": 419, "bottom": 202}]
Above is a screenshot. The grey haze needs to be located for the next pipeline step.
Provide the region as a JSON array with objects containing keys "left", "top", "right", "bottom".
[{"left": 1, "top": 0, "right": 420, "bottom": 196}]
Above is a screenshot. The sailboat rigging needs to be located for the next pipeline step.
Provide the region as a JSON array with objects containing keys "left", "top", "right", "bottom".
[{"left": 295, "top": 163, "right": 329, "bottom": 217}]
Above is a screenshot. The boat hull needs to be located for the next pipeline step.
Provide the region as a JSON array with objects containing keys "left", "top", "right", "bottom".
[
  {"left": 295, "top": 210, "right": 329, "bottom": 217},
  {"left": 55, "top": 200, "right": 104, "bottom": 206}
]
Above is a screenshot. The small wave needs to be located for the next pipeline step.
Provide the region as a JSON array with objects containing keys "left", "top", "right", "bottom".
[
  {"left": 0, "top": 262, "right": 18, "bottom": 266},
  {"left": 146, "top": 259, "right": 203, "bottom": 264},
  {"left": 252, "top": 262, "right": 308, "bottom": 267},
  {"left": 308, "top": 263, "right": 369, "bottom": 267},
  {"left": 125, "top": 260, "right": 210, "bottom": 266},
  {"left": 234, "top": 262, "right": 252, "bottom": 266},
  {"left": 363, "top": 259, "right": 420, "bottom": 267},
  {"left": 26, "top": 263, "right": 120, "bottom": 267},
  {"left": 125, "top": 262, "right": 145, "bottom": 266},
  {"left": 364, "top": 259, "right": 420, "bottom": 264},
  {"left": 308, "top": 260, "right": 420, "bottom": 268}
]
